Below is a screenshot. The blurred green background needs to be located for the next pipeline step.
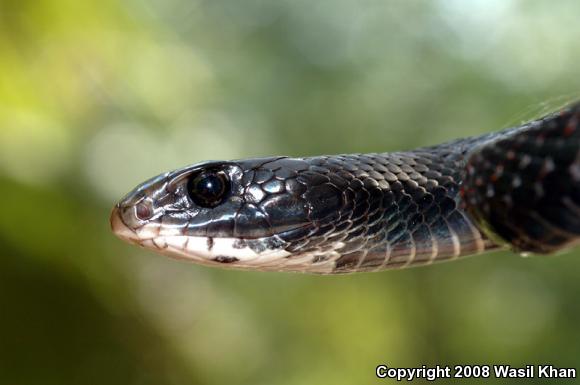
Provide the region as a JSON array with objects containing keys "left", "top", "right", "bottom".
[{"left": 1, "top": 1, "right": 580, "bottom": 384}]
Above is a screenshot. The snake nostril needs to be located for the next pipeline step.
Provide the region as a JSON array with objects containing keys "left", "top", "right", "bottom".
[{"left": 135, "top": 201, "right": 153, "bottom": 220}]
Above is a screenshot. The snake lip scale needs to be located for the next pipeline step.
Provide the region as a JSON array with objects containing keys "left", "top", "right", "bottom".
[{"left": 111, "top": 102, "right": 580, "bottom": 274}]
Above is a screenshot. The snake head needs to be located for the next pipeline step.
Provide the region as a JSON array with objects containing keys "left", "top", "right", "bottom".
[{"left": 110, "top": 156, "right": 345, "bottom": 272}]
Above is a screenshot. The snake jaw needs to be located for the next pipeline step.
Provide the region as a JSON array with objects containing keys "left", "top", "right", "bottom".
[{"left": 110, "top": 201, "right": 344, "bottom": 272}]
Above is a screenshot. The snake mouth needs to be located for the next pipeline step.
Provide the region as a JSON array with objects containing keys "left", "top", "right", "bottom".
[{"left": 109, "top": 204, "right": 296, "bottom": 264}]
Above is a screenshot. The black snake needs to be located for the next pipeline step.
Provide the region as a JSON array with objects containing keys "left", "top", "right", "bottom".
[{"left": 110, "top": 102, "right": 580, "bottom": 273}]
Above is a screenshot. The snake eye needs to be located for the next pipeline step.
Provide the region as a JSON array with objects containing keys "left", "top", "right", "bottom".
[{"left": 187, "top": 170, "right": 230, "bottom": 208}]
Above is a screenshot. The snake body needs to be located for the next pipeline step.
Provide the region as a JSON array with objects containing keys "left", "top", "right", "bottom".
[{"left": 111, "top": 103, "right": 580, "bottom": 273}]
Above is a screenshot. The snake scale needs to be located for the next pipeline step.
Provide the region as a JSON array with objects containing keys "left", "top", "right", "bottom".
[{"left": 111, "top": 102, "right": 580, "bottom": 273}]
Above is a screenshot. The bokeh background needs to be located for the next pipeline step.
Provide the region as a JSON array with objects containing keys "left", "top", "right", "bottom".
[{"left": 2, "top": 1, "right": 580, "bottom": 384}]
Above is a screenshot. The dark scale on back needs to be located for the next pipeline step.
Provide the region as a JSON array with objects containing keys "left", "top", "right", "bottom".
[{"left": 463, "top": 104, "right": 580, "bottom": 253}]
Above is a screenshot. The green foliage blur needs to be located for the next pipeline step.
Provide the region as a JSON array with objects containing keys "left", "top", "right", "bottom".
[{"left": 1, "top": 1, "right": 580, "bottom": 384}]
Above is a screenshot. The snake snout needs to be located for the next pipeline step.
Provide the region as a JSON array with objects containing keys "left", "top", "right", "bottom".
[{"left": 110, "top": 205, "right": 140, "bottom": 244}]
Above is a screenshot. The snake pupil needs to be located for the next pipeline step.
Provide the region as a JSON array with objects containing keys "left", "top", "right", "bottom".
[{"left": 188, "top": 171, "right": 230, "bottom": 207}]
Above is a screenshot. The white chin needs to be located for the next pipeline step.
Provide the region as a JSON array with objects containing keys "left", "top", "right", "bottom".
[{"left": 137, "top": 235, "right": 340, "bottom": 273}]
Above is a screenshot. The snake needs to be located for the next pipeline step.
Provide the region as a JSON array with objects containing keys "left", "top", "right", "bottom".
[{"left": 110, "top": 102, "right": 580, "bottom": 274}]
